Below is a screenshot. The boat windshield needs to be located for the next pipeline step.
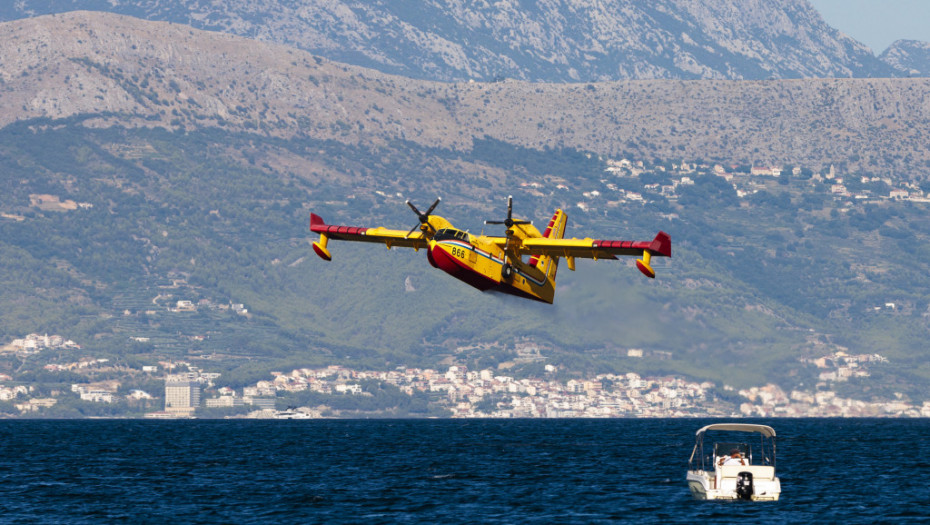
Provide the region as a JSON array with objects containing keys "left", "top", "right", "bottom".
[
  {"left": 714, "top": 443, "right": 751, "bottom": 465},
  {"left": 434, "top": 228, "right": 470, "bottom": 243}
]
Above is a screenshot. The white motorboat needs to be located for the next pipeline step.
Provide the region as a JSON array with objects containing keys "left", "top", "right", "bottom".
[
  {"left": 686, "top": 423, "right": 781, "bottom": 501},
  {"left": 273, "top": 408, "right": 313, "bottom": 419}
]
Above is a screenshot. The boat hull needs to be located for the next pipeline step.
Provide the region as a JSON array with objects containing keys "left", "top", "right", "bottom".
[{"left": 686, "top": 470, "right": 780, "bottom": 501}]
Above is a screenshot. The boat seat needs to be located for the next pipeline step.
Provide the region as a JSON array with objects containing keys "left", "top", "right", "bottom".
[{"left": 717, "top": 464, "right": 775, "bottom": 481}]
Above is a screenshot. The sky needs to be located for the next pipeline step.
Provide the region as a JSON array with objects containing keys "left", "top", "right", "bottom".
[{"left": 808, "top": 0, "right": 930, "bottom": 53}]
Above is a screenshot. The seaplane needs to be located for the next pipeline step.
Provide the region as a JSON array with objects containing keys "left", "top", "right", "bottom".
[{"left": 309, "top": 197, "right": 671, "bottom": 304}]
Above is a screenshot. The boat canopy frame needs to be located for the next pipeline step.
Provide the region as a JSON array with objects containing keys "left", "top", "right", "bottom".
[{"left": 688, "top": 423, "right": 777, "bottom": 472}]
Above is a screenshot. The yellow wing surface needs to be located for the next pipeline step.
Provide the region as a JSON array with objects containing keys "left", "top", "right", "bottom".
[
  {"left": 309, "top": 213, "right": 443, "bottom": 260},
  {"left": 487, "top": 230, "right": 672, "bottom": 278}
]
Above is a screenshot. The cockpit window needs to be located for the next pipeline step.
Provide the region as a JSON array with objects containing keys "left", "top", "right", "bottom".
[{"left": 434, "top": 228, "right": 470, "bottom": 243}]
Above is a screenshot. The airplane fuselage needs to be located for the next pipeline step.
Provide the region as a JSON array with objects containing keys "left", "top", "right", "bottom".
[{"left": 428, "top": 228, "right": 556, "bottom": 303}]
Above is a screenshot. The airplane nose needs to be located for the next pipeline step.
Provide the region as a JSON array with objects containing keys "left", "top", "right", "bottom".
[
  {"left": 428, "top": 241, "right": 461, "bottom": 274},
  {"left": 426, "top": 240, "right": 440, "bottom": 268}
]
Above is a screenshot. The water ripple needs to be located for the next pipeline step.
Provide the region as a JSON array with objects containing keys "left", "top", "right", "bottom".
[{"left": 0, "top": 419, "right": 927, "bottom": 523}]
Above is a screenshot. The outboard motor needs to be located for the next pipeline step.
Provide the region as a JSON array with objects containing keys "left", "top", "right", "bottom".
[{"left": 736, "top": 471, "right": 754, "bottom": 500}]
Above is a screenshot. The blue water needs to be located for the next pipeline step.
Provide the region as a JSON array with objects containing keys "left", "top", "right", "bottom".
[{"left": 0, "top": 419, "right": 928, "bottom": 523}]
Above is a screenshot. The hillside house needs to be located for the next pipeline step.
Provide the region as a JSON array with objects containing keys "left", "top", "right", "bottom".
[
  {"left": 889, "top": 189, "right": 909, "bottom": 199},
  {"left": 751, "top": 166, "right": 782, "bottom": 176}
]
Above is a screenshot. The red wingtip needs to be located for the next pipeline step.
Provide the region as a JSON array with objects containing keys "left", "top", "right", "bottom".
[
  {"left": 650, "top": 231, "right": 671, "bottom": 257},
  {"left": 310, "top": 213, "right": 326, "bottom": 231}
]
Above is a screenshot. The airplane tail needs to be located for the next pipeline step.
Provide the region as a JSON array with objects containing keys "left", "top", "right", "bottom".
[{"left": 530, "top": 209, "right": 567, "bottom": 288}]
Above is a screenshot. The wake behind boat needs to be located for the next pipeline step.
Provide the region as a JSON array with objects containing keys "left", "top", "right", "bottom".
[{"left": 686, "top": 423, "right": 781, "bottom": 501}]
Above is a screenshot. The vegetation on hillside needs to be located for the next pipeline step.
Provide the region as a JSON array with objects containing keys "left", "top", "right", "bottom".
[{"left": 1, "top": 121, "right": 929, "bottom": 399}]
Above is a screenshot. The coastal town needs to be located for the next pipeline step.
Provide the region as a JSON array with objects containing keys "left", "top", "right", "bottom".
[{"left": 2, "top": 331, "right": 928, "bottom": 418}]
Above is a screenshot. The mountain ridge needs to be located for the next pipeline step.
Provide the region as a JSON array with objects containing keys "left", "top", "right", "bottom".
[
  {"left": 881, "top": 40, "right": 930, "bottom": 77},
  {"left": 0, "top": 0, "right": 915, "bottom": 81},
  {"left": 3, "top": 12, "right": 930, "bottom": 176}
]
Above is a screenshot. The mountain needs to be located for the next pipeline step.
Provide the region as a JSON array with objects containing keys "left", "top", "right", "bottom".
[
  {"left": 0, "top": 0, "right": 904, "bottom": 81},
  {"left": 881, "top": 40, "right": 930, "bottom": 77},
  {"left": 1, "top": 12, "right": 929, "bottom": 402},
  {"left": 3, "top": 13, "right": 930, "bottom": 175}
]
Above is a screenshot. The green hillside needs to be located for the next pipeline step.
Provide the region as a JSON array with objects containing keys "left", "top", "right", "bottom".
[{"left": 2, "top": 120, "right": 928, "bottom": 397}]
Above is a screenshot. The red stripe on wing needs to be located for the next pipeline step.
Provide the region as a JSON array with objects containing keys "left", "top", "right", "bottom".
[
  {"left": 592, "top": 240, "right": 646, "bottom": 249},
  {"left": 591, "top": 231, "right": 671, "bottom": 257},
  {"left": 310, "top": 214, "right": 369, "bottom": 237}
]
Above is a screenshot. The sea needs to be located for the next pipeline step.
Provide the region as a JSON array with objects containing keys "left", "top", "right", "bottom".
[{"left": 0, "top": 418, "right": 927, "bottom": 523}]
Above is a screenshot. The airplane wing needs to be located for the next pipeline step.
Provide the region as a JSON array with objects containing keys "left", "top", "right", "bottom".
[
  {"left": 309, "top": 213, "right": 429, "bottom": 260},
  {"left": 490, "top": 231, "right": 671, "bottom": 277},
  {"left": 520, "top": 231, "right": 671, "bottom": 260}
]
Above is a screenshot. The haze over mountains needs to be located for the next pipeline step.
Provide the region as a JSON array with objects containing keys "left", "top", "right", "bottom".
[
  {"left": 1, "top": 4, "right": 929, "bottom": 409},
  {"left": 4, "top": 12, "right": 929, "bottom": 174},
  {"left": 0, "top": 0, "right": 926, "bottom": 82}
]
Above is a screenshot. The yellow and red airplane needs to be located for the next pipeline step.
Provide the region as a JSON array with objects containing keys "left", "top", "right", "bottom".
[{"left": 309, "top": 197, "right": 671, "bottom": 304}]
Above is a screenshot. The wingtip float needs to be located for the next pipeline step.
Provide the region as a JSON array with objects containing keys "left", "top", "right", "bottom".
[
  {"left": 309, "top": 198, "right": 671, "bottom": 304},
  {"left": 636, "top": 231, "right": 671, "bottom": 278},
  {"left": 309, "top": 213, "right": 333, "bottom": 261}
]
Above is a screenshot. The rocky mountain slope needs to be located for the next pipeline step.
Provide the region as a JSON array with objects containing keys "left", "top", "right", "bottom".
[
  {"left": 881, "top": 40, "right": 930, "bottom": 77},
  {"left": 0, "top": 0, "right": 905, "bottom": 81},
  {"left": 3, "top": 12, "right": 929, "bottom": 177}
]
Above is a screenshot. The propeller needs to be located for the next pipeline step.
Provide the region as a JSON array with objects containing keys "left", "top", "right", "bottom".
[
  {"left": 405, "top": 197, "right": 441, "bottom": 238},
  {"left": 484, "top": 195, "right": 531, "bottom": 230},
  {"left": 485, "top": 195, "right": 531, "bottom": 281}
]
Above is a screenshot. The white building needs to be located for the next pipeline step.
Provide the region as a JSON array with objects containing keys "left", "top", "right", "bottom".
[
  {"left": 81, "top": 390, "right": 115, "bottom": 403},
  {"left": 165, "top": 379, "right": 200, "bottom": 413}
]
